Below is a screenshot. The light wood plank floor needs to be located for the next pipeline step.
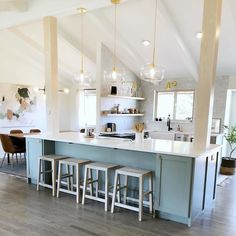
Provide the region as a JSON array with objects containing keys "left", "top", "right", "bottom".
[{"left": 0, "top": 173, "right": 235, "bottom": 236}]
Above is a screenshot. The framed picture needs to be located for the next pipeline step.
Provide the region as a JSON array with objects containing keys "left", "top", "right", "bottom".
[{"left": 211, "top": 118, "right": 221, "bottom": 134}]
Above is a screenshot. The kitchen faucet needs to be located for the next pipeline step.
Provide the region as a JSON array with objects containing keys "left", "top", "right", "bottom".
[{"left": 167, "top": 114, "right": 172, "bottom": 131}]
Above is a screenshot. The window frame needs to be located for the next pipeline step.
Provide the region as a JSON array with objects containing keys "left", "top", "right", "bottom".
[{"left": 153, "top": 89, "right": 195, "bottom": 122}]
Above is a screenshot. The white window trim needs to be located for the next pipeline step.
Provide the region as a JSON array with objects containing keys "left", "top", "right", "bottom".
[{"left": 153, "top": 90, "right": 195, "bottom": 122}]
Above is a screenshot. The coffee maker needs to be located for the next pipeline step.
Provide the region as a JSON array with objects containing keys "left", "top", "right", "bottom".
[{"left": 106, "top": 123, "right": 116, "bottom": 132}]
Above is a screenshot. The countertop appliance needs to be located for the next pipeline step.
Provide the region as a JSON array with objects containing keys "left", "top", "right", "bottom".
[
  {"left": 106, "top": 123, "right": 116, "bottom": 132},
  {"left": 99, "top": 131, "right": 149, "bottom": 140}
]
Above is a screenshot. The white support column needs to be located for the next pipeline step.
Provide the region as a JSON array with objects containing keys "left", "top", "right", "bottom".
[
  {"left": 44, "top": 16, "right": 59, "bottom": 134},
  {"left": 194, "top": 0, "right": 222, "bottom": 148}
]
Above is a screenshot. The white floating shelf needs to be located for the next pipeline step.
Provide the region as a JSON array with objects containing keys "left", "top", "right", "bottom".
[
  {"left": 102, "top": 113, "right": 144, "bottom": 117},
  {"left": 104, "top": 95, "right": 145, "bottom": 100}
]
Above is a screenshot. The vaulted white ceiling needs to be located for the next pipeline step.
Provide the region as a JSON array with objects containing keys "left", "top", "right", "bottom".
[{"left": 0, "top": 0, "right": 236, "bottom": 85}]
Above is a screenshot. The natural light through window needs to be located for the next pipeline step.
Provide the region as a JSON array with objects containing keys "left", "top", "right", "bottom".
[{"left": 154, "top": 90, "right": 194, "bottom": 121}]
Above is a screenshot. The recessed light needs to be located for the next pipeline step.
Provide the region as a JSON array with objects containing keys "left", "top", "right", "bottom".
[
  {"left": 142, "top": 40, "right": 151, "bottom": 47},
  {"left": 195, "top": 32, "right": 203, "bottom": 39}
]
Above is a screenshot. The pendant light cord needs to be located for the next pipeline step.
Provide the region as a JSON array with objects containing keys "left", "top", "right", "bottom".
[
  {"left": 81, "top": 10, "right": 84, "bottom": 72},
  {"left": 152, "top": 0, "right": 158, "bottom": 66},
  {"left": 113, "top": 3, "right": 117, "bottom": 69}
]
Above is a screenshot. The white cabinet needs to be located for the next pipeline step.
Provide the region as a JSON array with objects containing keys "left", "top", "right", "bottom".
[{"left": 149, "top": 131, "right": 175, "bottom": 140}]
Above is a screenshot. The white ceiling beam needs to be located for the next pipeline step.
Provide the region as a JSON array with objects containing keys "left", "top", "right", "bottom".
[
  {"left": 57, "top": 24, "right": 95, "bottom": 63},
  {"left": 159, "top": 0, "right": 199, "bottom": 81},
  {"left": 0, "top": 0, "right": 28, "bottom": 12},
  {"left": 87, "top": 13, "right": 142, "bottom": 77},
  {"left": 8, "top": 27, "right": 75, "bottom": 79}
]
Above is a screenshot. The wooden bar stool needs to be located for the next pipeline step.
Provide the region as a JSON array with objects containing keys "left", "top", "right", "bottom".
[
  {"left": 37, "top": 155, "right": 68, "bottom": 196},
  {"left": 111, "top": 167, "right": 153, "bottom": 221},
  {"left": 57, "top": 158, "right": 91, "bottom": 203},
  {"left": 82, "top": 162, "right": 119, "bottom": 212}
]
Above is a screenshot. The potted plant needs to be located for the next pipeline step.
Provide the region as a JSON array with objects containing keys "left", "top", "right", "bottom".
[{"left": 220, "top": 125, "right": 236, "bottom": 175}]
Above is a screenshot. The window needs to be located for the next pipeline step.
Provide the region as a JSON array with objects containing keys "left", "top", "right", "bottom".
[
  {"left": 79, "top": 89, "right": 97, "bottom": 127},
  {"left": 154, "top": 90, "right": 194, "bottom": 121}
]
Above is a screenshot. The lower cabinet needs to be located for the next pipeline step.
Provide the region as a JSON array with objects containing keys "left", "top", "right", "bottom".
[
  {"left": 26, "top": 138, "right": 43, "bottom": 182},
  {"left": 155, "top": 155, "right": 192, "bottom": 218}
]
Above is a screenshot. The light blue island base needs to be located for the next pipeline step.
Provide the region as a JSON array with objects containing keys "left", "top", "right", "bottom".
[{"left": 26, "top": 138, "right": 220, "bottom": 227}]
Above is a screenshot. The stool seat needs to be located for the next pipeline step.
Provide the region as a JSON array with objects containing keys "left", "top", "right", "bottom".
[
  {"left": 59, "top": 158, "right": 90, "bottom": 165},
  {"left": 40, "top": 155, "right": 68, "bottom": 161},
  {"left": 116, "top": 167, "right": 151, "bottom": 178},
  {"left": 86, "top": 162, "right": 118, "bottom": 171}
]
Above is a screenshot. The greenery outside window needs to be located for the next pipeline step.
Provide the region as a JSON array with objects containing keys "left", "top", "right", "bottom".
[{"left": 153, "top": 90, "right": 194, "bottom": 121}]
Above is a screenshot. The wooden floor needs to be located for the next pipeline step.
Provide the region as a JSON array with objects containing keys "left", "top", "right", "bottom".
[{"left": 0, "top": 173, "right": 235, "bottom": 236}]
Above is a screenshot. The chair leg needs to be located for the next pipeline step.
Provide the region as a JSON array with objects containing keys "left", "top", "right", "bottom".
[
  {"left": 82, "top": 166, "right": 88, "bottom": 205},
  {"left": 66, "top": 164, "right": 71, "bottom": 191},
  {"left": 37, "top": 159, "right": 41, "bottom": 191},
  {"left": 149, "top": 173, "right": 153, "bottom": 214},
  {"left": 95, "top": 169, "right": 99, "bottom": 198},
  {"left": 117, "top": 174, "right": 121, "bottom": 203},
  {"left": 89, "top": 168, "right": 94, "bottom": 196},
  {"left": 138, "top": 176, "right": 143, "bottom": 222},
  {"left": 57, "top": 162, "right": 62, "bottom": 198},
  {"left": 111, "top": 172, "right": 118, "bottom": 213},
  {"left": 0, "top": 153, "right": 6, "bottom": 167}
]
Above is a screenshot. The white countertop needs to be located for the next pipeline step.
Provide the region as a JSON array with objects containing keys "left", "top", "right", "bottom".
[{"left": 26, "top": 132, "right": 221, "bottom": 158}]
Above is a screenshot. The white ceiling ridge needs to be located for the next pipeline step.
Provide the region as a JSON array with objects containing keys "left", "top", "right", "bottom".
[
  {"left": 87, "top": 13, "right": 142, "bottom": 78},
  {"left": 159, "top": 0, "right": 199, "bottom": 81},
  {"left": 8, "top": 27, "right": 76, "bottom": 78}
]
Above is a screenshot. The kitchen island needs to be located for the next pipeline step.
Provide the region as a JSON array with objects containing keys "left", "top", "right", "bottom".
[{"left": 26, "top": 132, "right": 221, "bottom": 226}]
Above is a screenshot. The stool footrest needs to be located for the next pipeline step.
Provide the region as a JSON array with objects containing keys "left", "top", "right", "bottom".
[
  {"left": 114, "top": 202, "right": 139, "bottom": 212},
  {"left": 88, "top": 179, "right": 98, "bottom": 184},
  {"left": 38, "top": 183, "right": 53, "bottom": 189},
  {"left": 84, "top": 194, "right": 105, "bottom": 203},
  {"left": 143, "top": 191, "right": 153, "bottom": 196},
  {"left": 58, "top": 188, "right": 77, "bottom": 196},
  {"left": 40, "top": 170, "right": 52, "bottom": 174},
  {"left": 117, "top": 185, "right": 127, "bottom": 191},
  {"left": 61, "top": 174, "right": 73, "bottom": 179}
]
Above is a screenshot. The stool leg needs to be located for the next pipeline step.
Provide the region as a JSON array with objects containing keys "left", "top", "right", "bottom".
[
  {"left": 139, "top": 176, "right": 143, "bottom": 221},
  {"left": 71, "top": 165, "right": 74, "bottom": 191},
  {"left": 111, "top": 172, "right": 118, "bottom": 213},
  {"left": 76, "top": 164, "right": 80, "bottom": 204},
  {"left": 124, "top": 175, "right": 128, "bottom": 204},
  {"left": 52, "top": 160, "right": 56, "bottom": 197},
  {"left": 89, "top": 168, "right": 94, "bottom": 196},
  {"left": 57, "top": 162, "right": 62, "bottom": 198},
  {"left": 95, "top": 169, "right": 99, "bottom": 198},
  {"left": 82, "top": 166, "right": 88, "bottom": 205},
  {"left": 117, "top": 174, "right": 121, "bottom": 203},
  {"left": 66, "top": 164, "right": 71, "bottom": 191},
  {"left": 37, "top": 158, "right": 41, "bottom": 191},
  {"left": 149, "top": 173, "right": 153, "bottom": 214},
  {"left": 105, "top": 170, "right": 109, "bottom": 212}
]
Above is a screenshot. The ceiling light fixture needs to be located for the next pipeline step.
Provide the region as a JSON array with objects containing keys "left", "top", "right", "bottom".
[
  {"left": 75, "top": 8, "right": 91, "bottom": 83},
  {"left": 105, "top": 0, "right": 125, "bottom": 82},
  {"left": 142, "top": 40, "right": 151, "bottom": 47},
  {"left": 140, "top": 0, "right": 165, "bottom": 84},
  {"left": 196, "top": 32, "right": 203, "bottom": 39}
]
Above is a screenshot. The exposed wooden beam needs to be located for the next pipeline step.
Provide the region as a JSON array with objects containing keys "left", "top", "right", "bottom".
[
  {"left": 0, "top": 0, "right": 28, "bottom": 12},
  {"left": 194, "top": 0, "right": 222, "bottom": 148},
  {"left": 159, "top": 0, "right": 198, "bottom": 80}
]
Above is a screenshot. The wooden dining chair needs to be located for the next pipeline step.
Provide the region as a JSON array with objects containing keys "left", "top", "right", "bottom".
[
  {"left": 10, "top": 129, "right": 23, "bottom": 134},
  {"left": 0, "top": 134, "right": 26, "bottom": 167},
  {"left": 29, "top": 129, "right": 41, "bottom": 133}
]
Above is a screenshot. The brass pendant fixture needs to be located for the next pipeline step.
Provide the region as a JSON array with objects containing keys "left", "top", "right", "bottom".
[
  {"left": 75, "top": 7, "right": 91, "bottom": 84},
  {"left": 105, "top": 0, "right": 125, "bottom": 82},
  {"left": 140, "top": 0, "right": 165, "bottom": 84}
]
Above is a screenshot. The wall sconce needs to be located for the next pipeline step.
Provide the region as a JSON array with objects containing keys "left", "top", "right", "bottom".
[
  {"left": 166, "top": 81, "right": 177, "bottom": 90},
  {"left": 33, "top": 86, "right": 70, "bottom": 94}
]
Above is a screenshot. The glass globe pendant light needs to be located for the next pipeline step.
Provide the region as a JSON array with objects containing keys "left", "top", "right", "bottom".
[
  {"left": 140, "top": 0, "right": 165, "bottom": 84},
  {"left": 75, "top": 8, "right": 91, "bottom": 84},
  {"left": 105, "top": 0, "right": 125, "bottom": 82}
]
